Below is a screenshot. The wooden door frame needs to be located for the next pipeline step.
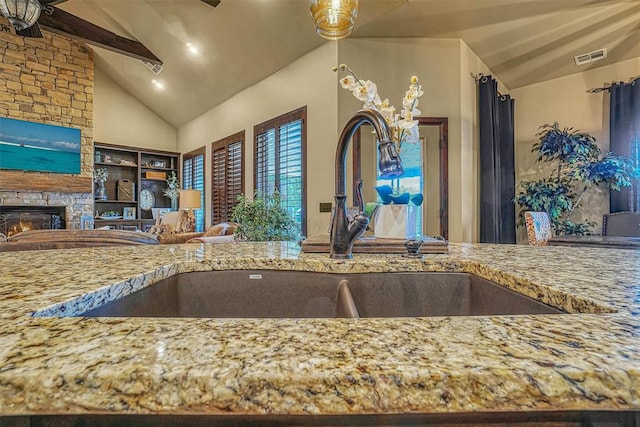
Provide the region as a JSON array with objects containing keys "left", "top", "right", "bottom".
[{"left": 353, "top": 117, "right": 448, "bottom": 240}]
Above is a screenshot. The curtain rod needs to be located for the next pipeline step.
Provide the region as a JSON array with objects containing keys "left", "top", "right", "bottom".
[
  {"left": 587, "top": 75, "right": 640, "bottom": 93},
  {"left": 471, "top": 72, "right": 507, "bottom": 97}
]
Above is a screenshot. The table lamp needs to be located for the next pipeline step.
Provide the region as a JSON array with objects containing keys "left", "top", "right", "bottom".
[{"left": 179, "top": 189, "right": 201, "bottom": 232}]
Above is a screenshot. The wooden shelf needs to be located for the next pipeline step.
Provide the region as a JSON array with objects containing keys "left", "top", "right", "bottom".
[
  {"left": 96, "top": 162, "right": 138, "bottom": 168},
  {"left": 141, "top": 166, "right": 175, "bottom": 171},
  {"left": 94, "top": 143, "right": 180, "bottom": 223}
]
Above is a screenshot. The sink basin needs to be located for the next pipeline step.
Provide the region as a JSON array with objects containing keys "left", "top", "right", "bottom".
[{"left": 79, "top": 270, "right": 563, "bottom": 318}]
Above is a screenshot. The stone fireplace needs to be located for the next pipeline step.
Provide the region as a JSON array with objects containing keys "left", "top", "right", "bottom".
[
  {"left": 0, "top": 192, "right": 94, "bottom": 233},
  {"left": 0, "top": 23, "right": 95, "bottom": 232},
  {"left": 0, "top": 205, "right": 66, "bottom": 237}
]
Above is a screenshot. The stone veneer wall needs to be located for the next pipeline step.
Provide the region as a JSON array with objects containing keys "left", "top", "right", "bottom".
[{"left": 0, "top": 20, "right": 94, "bottom": 229}]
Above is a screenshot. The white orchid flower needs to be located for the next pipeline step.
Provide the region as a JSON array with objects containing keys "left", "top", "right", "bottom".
[
  {"left": 340, "top": 75, "right": 357, "bottom": 90},
  {"left": 401, "top": 106, "right": 421, "bottom": 118},
  {"left": 398, "top": 110, "right": 418, "bottom": 130},
  {"left": 404, "top": 88, "right": 424, "bottom": 104},
  {"left": 379, "top": 99, "right": 396, "bottom": 120},
  {"left": 334, "top": 64, "right": 424, "bottom": 149},
  {"left": 403, "top": 96, "right": 419, "bottom": 108},
  {"left": 372, "top": 93, "right": 382, "bottom": 108},
  {"left": 402, "top": 124, "right": 420, "bottom": 144},
  {"left": 407, "top": 84, "right": 424, "bottom": 98},
  {"left": 354, "top": 80, "right": 378, "bottom": 104}
]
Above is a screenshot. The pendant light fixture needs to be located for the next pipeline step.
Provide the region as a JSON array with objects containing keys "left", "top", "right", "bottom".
[
  {"left": 309, "top": 0, "right": 358, "bottom": 40},
  {"left": 0, "top": 0, "right": 41, "bottom": 31}
]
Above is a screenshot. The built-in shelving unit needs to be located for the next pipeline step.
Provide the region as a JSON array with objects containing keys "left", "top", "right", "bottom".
[{"left": 93, "top": 143, "right": 180, "bottom": 231}]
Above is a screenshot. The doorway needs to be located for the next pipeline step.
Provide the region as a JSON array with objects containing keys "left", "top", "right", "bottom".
[{"left": 353, "top": 117, "right": 448, "bottom": 240}]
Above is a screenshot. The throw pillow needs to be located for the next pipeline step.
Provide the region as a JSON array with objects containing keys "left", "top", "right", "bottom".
[
  {"left": 148, "top": 224, "right": 171, "bottom": 235},
  {"left": 203, "top": 223, "right": 228, "bottom": 237},
  {"left": 174, "top": 210, "right": 190, "bottom": 233},
  {"left": 159, "top": 211, "right": 180, "bottom": 233}
]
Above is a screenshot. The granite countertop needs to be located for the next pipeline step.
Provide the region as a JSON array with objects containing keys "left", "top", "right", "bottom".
[{"left": 1, "top": 242, "right": 639, "bottom": 417}]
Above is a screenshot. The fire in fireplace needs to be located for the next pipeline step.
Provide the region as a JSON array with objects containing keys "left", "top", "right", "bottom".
[{"left": 0, "top": 206, "right": 66, "bottom": 237}]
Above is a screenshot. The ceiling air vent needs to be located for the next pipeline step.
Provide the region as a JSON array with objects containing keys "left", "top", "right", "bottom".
[
  {"left": 141, "top": 60, "right": 163, "bottom": 75},
  {"left": 574, "top": 48, "right": 607, "bottom": 66}
]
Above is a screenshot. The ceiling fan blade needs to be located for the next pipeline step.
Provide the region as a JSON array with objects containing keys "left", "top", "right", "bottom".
[
  {"left": 37, "top": 6, "right": 162, "bottom": 66},
  {"left": 16, "top": 22, "right": 43, "bottom": 38},
  {"left": 201, "top": 0, "right": 221, "bottom": 7}
]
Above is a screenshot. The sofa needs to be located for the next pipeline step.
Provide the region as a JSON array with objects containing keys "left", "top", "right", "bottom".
[
  {"left": 1, "top": 229, "right": 159, "bottom": 252},
  {"left": 147, "top": 212, "right": 237, "bottom": 244}
]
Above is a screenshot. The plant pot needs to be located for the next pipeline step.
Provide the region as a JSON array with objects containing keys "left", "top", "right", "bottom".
[{"left": 374, "top": 204, "right": 417, "bottom": 239}]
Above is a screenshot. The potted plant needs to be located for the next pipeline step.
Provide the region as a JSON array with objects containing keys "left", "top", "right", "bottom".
[
  {"left": 232, "top": 191, "right": 300, "bottom": 241},
  {"left": 514, "top": 122, "right": 639, "bottom": 236}
]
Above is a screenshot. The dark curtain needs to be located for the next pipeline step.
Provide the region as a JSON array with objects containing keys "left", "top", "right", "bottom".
[
  {"left": 609, "top": 78, "right": 640, "bottom": 212},
  {"left": 478, "top": 75, "right": 516, "bottom": 244}
]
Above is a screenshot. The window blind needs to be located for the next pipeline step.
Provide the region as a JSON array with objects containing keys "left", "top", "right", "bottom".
[
  {"left": 254, "top": 106, "right": 306, "bottom": 234},
  {"left": 183, "top": 147, "right": 205, "bottom": 232}
]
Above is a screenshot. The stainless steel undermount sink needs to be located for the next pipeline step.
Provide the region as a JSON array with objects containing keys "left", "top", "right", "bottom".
[{"left": 78, "top": 270, "right": 563, "bottom": 318}]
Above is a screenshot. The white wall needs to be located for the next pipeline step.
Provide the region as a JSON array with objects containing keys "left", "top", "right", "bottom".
[
  {"left": 511, "top": 57, "right": 640, "bottom": 237},
  {"left": 178, "top": 42, "right": 339, "bottom": 233},
  {"left": 338, "top": 38, "right": 464, "bottom": 240},
  {"left": 94, "top": 69, "right": 177, "bottom": 151},
  {"left": 176, "top": 37, "right": 508, "bottom": 242},
  {"left": 337, "top": 38, "right": 502, "bottom": 242}
]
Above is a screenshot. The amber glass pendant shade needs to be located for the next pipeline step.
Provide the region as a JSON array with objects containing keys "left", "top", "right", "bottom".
[{"left": 309, "top": 0, "right": 358, "bottom": 40}]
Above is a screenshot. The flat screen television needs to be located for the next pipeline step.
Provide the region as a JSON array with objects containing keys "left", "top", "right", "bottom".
[{"left": 0, "top": 117, "right": 81, "bottom": 174}]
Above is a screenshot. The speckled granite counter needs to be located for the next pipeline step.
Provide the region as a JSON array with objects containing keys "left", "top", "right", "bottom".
[{"left": 1, "top": 242, "right": 639, "bottom": 418}]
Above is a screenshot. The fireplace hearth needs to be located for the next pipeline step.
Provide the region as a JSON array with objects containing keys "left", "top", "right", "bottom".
[{"left": 0, "top": 206, "right": 66, "bottom": 237}]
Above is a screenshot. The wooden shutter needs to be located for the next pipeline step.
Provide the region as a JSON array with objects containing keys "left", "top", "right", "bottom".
[
  {"left": 211, "top": 131, "right": 245, "bottom": 224},
  {"left": 253, "top": 106, "right": 307, "bottom": 234}
]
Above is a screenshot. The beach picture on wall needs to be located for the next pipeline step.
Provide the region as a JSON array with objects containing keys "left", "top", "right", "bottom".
[{"left": 0, "top": 117, "right": 81, "bottom": 174}]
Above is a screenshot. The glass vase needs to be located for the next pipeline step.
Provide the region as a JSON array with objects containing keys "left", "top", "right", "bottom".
[
  {"left": 95, "top": 181, "right": 107, "bottom": 200},
  {"left": 171, "top": 197, "right": 178, "bottom": 211}
]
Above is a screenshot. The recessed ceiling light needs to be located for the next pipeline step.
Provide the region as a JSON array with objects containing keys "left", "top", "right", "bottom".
[
  {"left": 186, "top": 42, "right": 199, "bottom": 55},
  {"left": 151, "top": 79, "right": 165, "bottom": 90}
]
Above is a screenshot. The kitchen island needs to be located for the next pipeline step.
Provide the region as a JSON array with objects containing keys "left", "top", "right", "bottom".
[{"left": 1, "top": 242, "right": 639, "bottom": 425}]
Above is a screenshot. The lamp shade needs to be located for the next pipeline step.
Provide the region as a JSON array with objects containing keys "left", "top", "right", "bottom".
[
  {"left": 0, "top": 0, "right": 41, "bottom": 31},
  {"left": 309, "top": 0, "right": 358, "bottom": 40},
  {"left": 179, "top": 189, "right": 201, "bottom": 210}
]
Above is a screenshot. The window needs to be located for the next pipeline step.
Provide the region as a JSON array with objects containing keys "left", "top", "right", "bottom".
[
  {"left": 211, "top": 131, "right": 245, "bottom": 224},
  {"left": 254, "top": 107, "right": 306, "bottom": 234},
  {"left": 182, "top": 147, "right": 205, "bottom": 232}
]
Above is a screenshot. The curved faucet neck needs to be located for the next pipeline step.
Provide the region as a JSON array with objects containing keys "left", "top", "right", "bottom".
[
  {"left": 330, "top": 109, "right": 395, "bottom": 259},
  {"left": 334, "top": 109, "right": 393, "bottom": 197}
]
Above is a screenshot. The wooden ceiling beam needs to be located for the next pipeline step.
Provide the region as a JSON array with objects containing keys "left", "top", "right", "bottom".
[
  {"left": 201, "top": 0, "right": 221, "bottom": 8},
  {"left": 38, "top": 5, "right": 162, "bottom": 66},
  {"left": 39, "top": 0, "right": 69, "bottom": 6}
]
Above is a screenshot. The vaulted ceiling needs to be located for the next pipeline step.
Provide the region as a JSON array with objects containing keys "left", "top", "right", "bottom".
[{"left": 57, "top": 0, "right": 640, "bottom": 128}]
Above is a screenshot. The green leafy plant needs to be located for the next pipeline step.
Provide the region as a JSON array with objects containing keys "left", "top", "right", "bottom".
[
  {"left": 514, "top": 123, "right": 639, "bottom": 236},
  {"left": 163, "top": 171, "right": 180, "bottom": 201},
  {"left": 232, "top": 191, "right": 300, "bottom": 241}
]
